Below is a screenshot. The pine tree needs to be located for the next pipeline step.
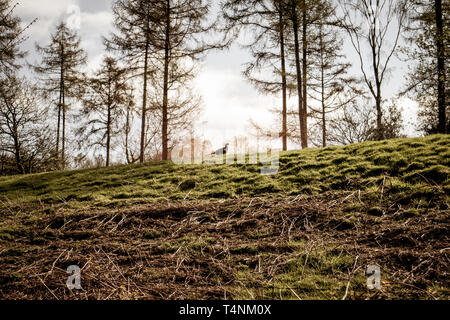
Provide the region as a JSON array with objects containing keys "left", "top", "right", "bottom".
[
  {"left": 222, "top": 0, "right": 292, "bottom": 151},
  {"left": 223, "top": 0, "right": 326, "bottom": 149},
  {"left": 147, "top": 0, "right": 218, "bottom": 160},
  {"left": 0, "top": 0, "right": 26, "bottom": 75},
  {"left": 285, "top": 0, "right": 324, "bottom": 148},
  {"left": 435, "top": 0, "right": 448, "bottom": 133},
  {"left": 286, "top": 0, "right": 306, "bottom": 148},
  {"left": 106, "top": 0, "right": 158, "bottom": 163},
  {"left": 308, "top": 2, "right": 360, "bottom": 147},
  {"left": 32, "top": 22, "right": 87, "bottom": 169},
  {"left": 403, "top": 0, "right": 449, "bottom": 134}
]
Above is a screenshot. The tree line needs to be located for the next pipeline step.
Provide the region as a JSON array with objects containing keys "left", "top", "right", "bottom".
[{"left": 0, "top": 0, "right": 448, "bottom": 175}]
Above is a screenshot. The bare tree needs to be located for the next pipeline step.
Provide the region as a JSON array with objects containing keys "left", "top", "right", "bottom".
[
  {"left": 0, "top": 78, "right": 54, "bottom": 174},
  {"left": 328, "top": 96, "right": 404, "bottom": 146},
  {"left": 77, "top": 57, "right": 131, "bottom": 167},
  {"left": 328, "top": 98, "right": 375, "bottom": 145},
  {"left": 338, "top": 0, "right": 408, "bottom": 140},
  {"left": 122, "top": 87, "right": 141, "bottom": 164}
]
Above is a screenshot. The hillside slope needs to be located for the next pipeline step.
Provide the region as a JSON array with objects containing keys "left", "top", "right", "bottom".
[
  {"left": 0, "top": 134, "right": 448, "bottom": 206},
  {"left": 0, "top": 135, "right": 448, "bottom": 299}
]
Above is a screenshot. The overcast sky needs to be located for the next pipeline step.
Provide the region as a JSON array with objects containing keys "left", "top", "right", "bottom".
[{"left": 16, "top": 0, "right": 420, "bottom": 152}]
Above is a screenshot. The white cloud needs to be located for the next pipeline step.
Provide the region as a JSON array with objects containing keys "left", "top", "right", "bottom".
[
  {"left": 194, "top": 68, "right": 280, "bottom": 147},
  {"left": 79, "top": 10, "right": 114, "bottom": 70},
  {"left": 17, "top": 0, "right": 79, "bottom": 20}
]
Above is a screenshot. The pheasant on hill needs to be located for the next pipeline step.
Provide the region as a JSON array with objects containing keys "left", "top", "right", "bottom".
[{"left": 212, "top": 143, "right": 229, "bottom": 156}]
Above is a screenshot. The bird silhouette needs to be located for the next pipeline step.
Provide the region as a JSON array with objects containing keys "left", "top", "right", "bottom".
[{"left": 212, "top": 143, "right": 229, "bottom": 156}]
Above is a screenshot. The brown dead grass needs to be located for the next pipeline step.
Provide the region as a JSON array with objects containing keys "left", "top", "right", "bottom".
[{"left": 0, "top": 190, "right": 448, "bottom": 300}]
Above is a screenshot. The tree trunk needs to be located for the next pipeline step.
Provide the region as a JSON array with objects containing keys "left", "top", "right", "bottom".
[
  {"left": 190, "top": 134, "right": 195, "bottom": 164},
  {"left": 301, "top": 0, "right": 308, "bottom": 148},
  {"left": 140, "top": 39, "right": 150, "bottom": 163},
  {"left": 13, "top": 131, "right": 23, "bottom": 174},
  {"left": 320, "top": 30, "right": 326, "bottom": 147},
  {"left": 291, "top": 5, "right": 304, "bottom": 149},
  {"left": 376, "top": 89, "right": 382, "bottom": 140},
  {"left": 125, "top": 102, "right": 131, "bottom": 164},
  {"left": 60, "top": 38, "right": 66, "bottom": 170},
  {"left": 435, "top": 0, "right": 446, "bottom": 133},
  {"left": 162, "top": 0, "right": 171, "bottom": 161},
  {"left": 56, "top": 99, "right": 61, "bottom": 168},
  {"left": 0, "top": 153, "right": 4, "bottom": 175},
  {"left": 61, "top": 77, "right": 66, "bottom": 169},
  {"left": 56, "top": 43, "right": 64, "bottom": 169},
  {"left": 106, "top": 104, "right": 111, "bottom": 167},
  {"left": 279, "top": 10, "right": 288, "bottom": 151},
  {"left": 322, "top": 96, "right": 326, "bottom": 147},
  {"left": 371, "top": 35, "right": 383, "bottom": 140}
]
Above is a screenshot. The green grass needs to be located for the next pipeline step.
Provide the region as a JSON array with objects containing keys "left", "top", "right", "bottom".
[
  {"left": 0, "top": 135, "right": 448, "bottom": 208},
  {"left": 231, "top": 245, "right": 358, "bottom": 300}
]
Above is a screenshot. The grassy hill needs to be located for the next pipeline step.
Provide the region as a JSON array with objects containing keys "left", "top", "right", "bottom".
[
  {"left": 0, "top": 135, "right": 448, "bottom": 299},
  {"left": 1, "top": 134, "right": 448, "bottom": 206}
]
